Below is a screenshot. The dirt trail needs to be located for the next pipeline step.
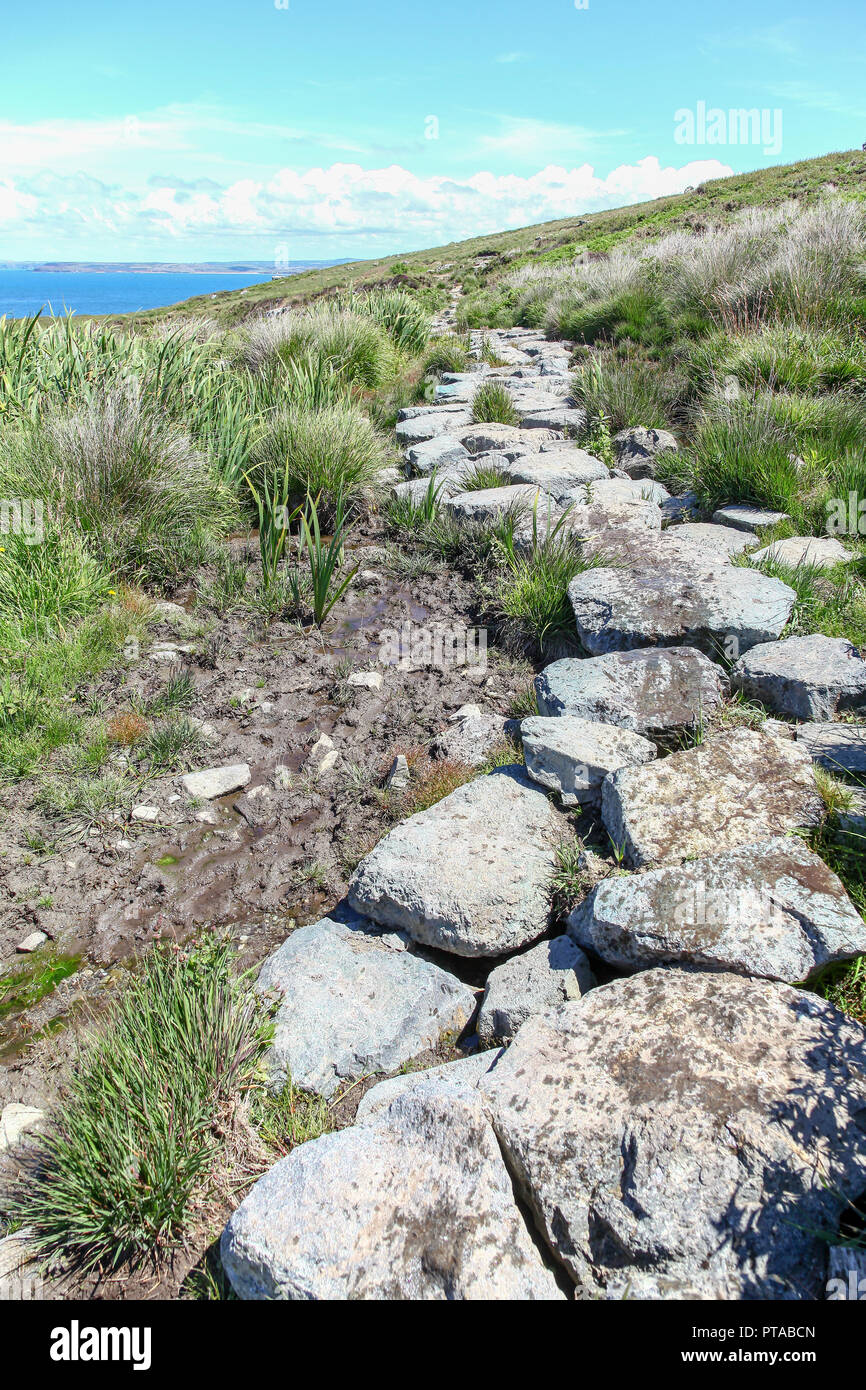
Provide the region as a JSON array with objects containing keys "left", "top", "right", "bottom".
[{"left": 0, "top": 516, "right": 533, "bottom": 1111}]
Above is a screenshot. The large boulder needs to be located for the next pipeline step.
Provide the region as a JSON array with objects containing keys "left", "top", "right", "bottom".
[
  {"left": 568, "top": 836, "right": 866, "bottom": 982},
  {"left": 348, "top": 767, "right": 562, "bottom": 957},
  {"left": 601, "top": 728, "right": 823, "bottom": 867},
  {"left": 519, "top": 406, "right": 586, "bottom": 432},
  {"left": 535, "top": 648, "right": 728, "bottom": 736},
  {"left": 568, "top": 563, "right": 796, "bottom": 657},
  {"left": 256, "top": 915, "right": 475, "bottom": 1097},
  {"left": 731, "top": 634, "right": 866, "bottom": 720},
  {"left": 477, "top": 935, "right": 594, "bottom": 1044},
  {"left": 797, "top": 722, "right": 866, "bottom": 775},
  {"left": 479, "top": 971, "right": 866, "bottom": 1299},
  {"left": 221, "top": 1078, "right": 565, "bottom": 1301},
  {"left": 613, "top": 426, "right": 678, "bottom": 479},
  {"left": 521, "top": 714, "right": 656, "bottom": 805}
]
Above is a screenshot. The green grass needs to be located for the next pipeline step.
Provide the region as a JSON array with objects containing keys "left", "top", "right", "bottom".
[
  {"left": 13, "top": 936, "right": 271, "bottom": 1271},
  {"left": 570, "top": 355, "right": 683, "bottom": 433},
  {"left": 491, "top": 513, "right": 598, "bottom": 656},
  {"left": 142, "top": 716, "right": 208, "bottom": 772},
  {"left": 252, "top": 402, "right": 386, "bottom": 522},
  {"left": 471, "top": 380, "right": 519, "bottom": 426},
  {"left": 422, "top": 334, "right": 469, "bottom": 376}
]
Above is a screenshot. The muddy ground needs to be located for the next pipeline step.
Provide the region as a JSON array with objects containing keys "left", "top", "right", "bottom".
[{"left": 0, "top": 511, "right": 543, "bottom": 1125}]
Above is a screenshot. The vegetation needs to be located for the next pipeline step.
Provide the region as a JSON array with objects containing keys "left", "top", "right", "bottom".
[
  {"left": 14, "top": 937, "right": 272, "bottom": 1270},
  {"left": 471, "top": 379, "right": 519, "bottom": 425}
]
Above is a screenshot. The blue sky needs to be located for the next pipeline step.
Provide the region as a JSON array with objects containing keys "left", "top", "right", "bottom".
[{"left": 1, "top": 0, "right": 864, "bottom": 261}]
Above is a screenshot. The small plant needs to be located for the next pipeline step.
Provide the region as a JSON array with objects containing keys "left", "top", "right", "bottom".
[
  {"left": 107, "top": 712, "right": 150, "bottom": 747},
  {"left": 461, "top": 461, "right": 511, "bottom": 491},
  {"left": 14, "top": 936, "right": 271, "bottom": 1270},
  {"left": 423, "top": 335, "right": 469, "bottom": 376},
  {"left": 145, "top": 672, "right": 196, "bottom": 717},
  {"left": 253, "top": 1078, "right": 331, "bottom": 1155},
  {"left": 142, "top": 716, "right": 207, "bottom": 772},
  {"left": 471, "top": 379, "right": 519, "bottom": 426},
  {"left": 299, "top": 494, "right": 359, "bottom": 626}
]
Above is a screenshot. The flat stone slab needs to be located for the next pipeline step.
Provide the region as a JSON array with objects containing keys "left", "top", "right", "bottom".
[
  {"left": 513, "top": 498, "right": 660, "bottom": 555},
  {"left": 521, "top": 714, "right": 656, "bottom": 805},
  {"left": 568, "top": 563, "right": 796, "bottom": 657},
  {"left": 257, "top": 915, "right": 475, "bottom": 1097},
  {"left": 222, "top": 1078, "right": 565, "bottom": 1301},
  {"left": 749, "top": 536, "right": 852, "bottom": 570},
  {"left": 732, "top": 634, "right": 866, "bottom": 720},
  {"left": 355, "top": 1050, "right": 503, "bottom": 1123},
  {"left": 519, "top": 406, "right": 586, "bottom": 432},
  {"left": 180, "top": 763, "right": 251, "bottom": 800},
  {"left": 458, "top": 424, "right": 557, "bottom": 455},
  {"left": 479, "top": 971, "right": 866, "bottom": 1299},
  {"left": 797, "top": 722, "right": 866, "bottom": 775},
  {"left": 444, "top": 483, "right": 553, "bottom": 525},
  {"left": 712, "top": 504, "right": 791, "bottom": 533},
  {"left": 349, "top": 767, "right": 562, "bottom": 957},
  {"left": 405, "top": 435, "right": 471, "bottom": 474},
  {"left": 477, "top": 935, "right": 595, "bottom": 1045},
  {"left": 396, "top": 411, "right": 472, "bottom": 443},
  {"left": 506, "top": 452, "right": 607, "bottom": 501},
  {"left": 661, "top": 521, "right": 755, "bottom": 559},
  {"left": 392, "top": 475, "right": 460, "bottom": 504},
  {"left": 601, "top": 728, "right": 823, "bottom": 867},
  {"left": 575, "top": 476, "right": 670, "bottom": 507},
  {"left": 536, "top": 647, "right": 728, "bottom": 736},
  {"left": 569, "top": 836, "right": 866, "bottom": 982}
]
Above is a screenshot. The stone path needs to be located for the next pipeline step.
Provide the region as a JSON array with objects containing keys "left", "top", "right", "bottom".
[{"left": 219, "top": 325, "right": 866, "bottom": 1301}]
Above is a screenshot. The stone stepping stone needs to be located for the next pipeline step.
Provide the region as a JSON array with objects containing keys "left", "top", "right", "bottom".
[
  {"left": 180, "top": 763, "right": 251, "bottom": 800},
  {"left": 458, "top": 424, "right": 557, "bottom": 455},
  {"left": 256, "top": 914, "right": 475, "bottom": 1098},
  {"left": 575, "top": 475, "right": 670, "bottom": 507},
  {"left": 397, "top": 403, "right": 471, "bottom": 420},
  {"left": 749, "top": 535, "right": 852, "bottom": 570},
  {"left": 613, "top": 426, "right": 678, "bottom": 478},
  {"left": 221, "top": 1078, "right": 565, "bottom": 1301},
  {"left": 506, "top": 452, "right": 607, "bottom": 501},
  {"left": 732, "top": 634, "right": 866, "bottom": 720},
  {"left": 569, "top": 835, "right": 866, "bottom": 982},
  {"left": 519, "top": 406, "right": 586, "bottom": 432},
  {"left": 536, "top": 647, "right": 728, "bottom": 736},
  {"left": 444, "top": 483, "right": 554, "bottom": 525},
  {"left": 521, "top": 714, "right": 656, "bottom": 805},
  {"left": 513, "top": 498, "right": 660, "bottom": 555},
  {"left": 396, "top": 411, "right": 472, "bottom": 444},
  {"left": 405, "top": 435, "right": 471, "bottom": 474},
  {"left": 568, "top": 563, "right": 796, "bottom": 657},
  {"left": 601, "top": 728, "right": 822, "bottom": 867},
  {"left": 348, "top": 767, "right": 562, "bottom": 957},
  {"left": 479, "top": 970, "right": 866, "bottom": 1299},
  {"left": 355, "top": 1049, "right": 503, "bottom": 1124},
  {"left": 712, "top": 504, "right": 791, "bottom": 532},
  {"left": 797, "top": 721, "right": 866, "bottom": 775},
  {"left": 431, "top": 710, "right": 510, "bottom": 767},
  {"left": 392, "top": 475, "right": 460, "bottom": 504},
  {"left": 661, "top": 521, "right": 754, "bottom": 559},
  {"left": 477, "top": 935, "right": 595, "bottom": 1045}
]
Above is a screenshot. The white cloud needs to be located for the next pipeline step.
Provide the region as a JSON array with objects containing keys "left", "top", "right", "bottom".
[{"left": 2, "top": 156, "right": 734, "bottom": 254}]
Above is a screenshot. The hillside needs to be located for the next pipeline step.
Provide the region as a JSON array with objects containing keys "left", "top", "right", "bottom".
[
  {"left": 144, "top": 148, "right": 866, "bottom": 327},
  {"left": 1, "top": 146, "right": 866, "bottom": 1306}
]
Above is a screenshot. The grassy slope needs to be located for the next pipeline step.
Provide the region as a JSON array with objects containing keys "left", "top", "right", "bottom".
[{"left": 133, "top": 148, "right": 866, "bottom": 328}]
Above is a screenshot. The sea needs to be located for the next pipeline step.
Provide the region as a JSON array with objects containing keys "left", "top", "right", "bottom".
[{"left": 0, "top": 264, "right": 341, "bottom": 319}]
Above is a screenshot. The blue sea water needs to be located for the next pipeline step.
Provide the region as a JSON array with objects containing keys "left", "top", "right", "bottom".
[{"left": 0, "top": 266, "right": 326, "bottom": 318}]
